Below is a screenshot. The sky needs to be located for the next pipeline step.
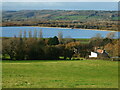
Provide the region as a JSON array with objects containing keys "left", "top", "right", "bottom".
[
  {"left": 2, "top": 2, "right": 119, "bottom": 11},
  {"left": 1, "top": 0, "right": 120, "bottom": 2}
]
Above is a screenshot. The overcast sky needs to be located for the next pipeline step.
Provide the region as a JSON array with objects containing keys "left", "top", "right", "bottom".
[
  {"left": 1, "top": 0, "right": 119, "bottom": 2},
  {"left": 2, "top": 2, "right": 118, "bottom": 11}
]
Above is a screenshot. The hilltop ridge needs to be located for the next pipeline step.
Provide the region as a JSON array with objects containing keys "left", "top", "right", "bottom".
[{"left": 2, "top": 10, "right": 119, "bottom": 31}]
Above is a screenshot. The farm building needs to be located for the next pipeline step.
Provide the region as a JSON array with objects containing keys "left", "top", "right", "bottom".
[
  {"left": 89, "top": 49, "right": 110, "bottom": 58},
  {"left": 89, "top": 52, "right": 97, "bottom": 58}
]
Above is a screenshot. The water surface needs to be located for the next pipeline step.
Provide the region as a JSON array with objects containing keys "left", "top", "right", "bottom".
[{"left": 1, "top": 27, "right": 119, "bottom": 38}]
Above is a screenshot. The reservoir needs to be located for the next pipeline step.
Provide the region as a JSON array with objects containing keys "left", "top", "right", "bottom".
[{"left": 1, "top": 26, "right": 119, "bottom": 38}]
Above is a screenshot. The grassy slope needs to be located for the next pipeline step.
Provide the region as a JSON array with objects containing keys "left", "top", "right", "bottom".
[
  {"left": 3, "top": 10, "right": 118, "bottom": 21},
  {"left": 2, "top": 60, "right": 118, "bottom": 88}
]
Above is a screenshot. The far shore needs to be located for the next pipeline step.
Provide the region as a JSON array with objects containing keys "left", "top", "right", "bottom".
[
  {"left": 34, "top": 26, "right": 117, "bottom": 32},
  {"left": 1, "top": 26, "right": 118, "bottom": 32}
]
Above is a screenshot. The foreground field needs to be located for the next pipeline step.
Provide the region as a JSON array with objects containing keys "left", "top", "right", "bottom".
[{"left": 2, "top": 60, "right": 118, "bottom": 88}]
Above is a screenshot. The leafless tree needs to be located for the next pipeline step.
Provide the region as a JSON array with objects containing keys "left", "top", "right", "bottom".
[
  {"left": 19, "top": 30, "right": 22, "bottom": 38},
  {"left": 28, "top": 31, "right": 32, "bottom": 38},
  {"left": 58, "top": 31, "right": 63, "bottom": 43},
  {"left": 33, "top": 29, "right": 37, "bottom": 38},
  {"left": 39, "top": 29, "right": 43, "bottom": 38},
  {"left": 106, "top": 32, "right": 116, "bottom": 39},
  {"left": 24, "top": 30, "right": 26, "bottom": 38}
]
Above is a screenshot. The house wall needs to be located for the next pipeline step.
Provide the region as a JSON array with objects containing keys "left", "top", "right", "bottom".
[{"left": 89, "top": 52, "right": 97, "bottom": 58}]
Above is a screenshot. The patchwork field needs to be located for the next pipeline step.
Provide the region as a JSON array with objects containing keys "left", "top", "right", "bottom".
[{"left": 2, "top": 60, "right": 118, "bottom": 88}]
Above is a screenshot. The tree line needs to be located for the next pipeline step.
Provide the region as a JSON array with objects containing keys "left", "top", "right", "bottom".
[
  {"left": 2, "top": 20, "right": 118, "bottom": 31},
  {"left": 2, "top": 30, "right": 120, "bottom": 60}
]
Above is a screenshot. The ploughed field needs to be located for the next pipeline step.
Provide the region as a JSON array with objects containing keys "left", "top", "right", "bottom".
[{"left": 2, "top": 60, "right": 118, "bottom": 88}]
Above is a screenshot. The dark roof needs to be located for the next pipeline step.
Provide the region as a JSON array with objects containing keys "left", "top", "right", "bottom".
[{"left": 97, "top": 51, "right": 110, "bottom": 58}]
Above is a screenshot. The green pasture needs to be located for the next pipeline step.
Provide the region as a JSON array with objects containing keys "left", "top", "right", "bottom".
[
  {"left": 2, "top": 60, "right": 118, "bottom": 88},
  {"left": 54, "top": 16, "right": 87, "bottom": 20}
]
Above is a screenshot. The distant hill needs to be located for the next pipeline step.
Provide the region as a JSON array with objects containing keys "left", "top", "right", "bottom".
[
  {"left": 2, "top": 10, "right": 119, "bottom": 31},
  {"left": 2, "top": 10, "right": 118, "bottom": 21}
]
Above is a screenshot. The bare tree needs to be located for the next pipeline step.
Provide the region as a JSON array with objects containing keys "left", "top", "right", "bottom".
[
  {"left": 58, "top": 31, "right": 63, "bottom": 43},
  {"left": 90, "top": 33, "right": 103, "bottom": 47},
  {"left": 39, "top": 29, "right": 43, "bottom": 38},
  {"left": 14, "top": 34, "right": 16, "bottom": 38},
  {"left": 33, "top": 29, "right": 37, "bottom": 38},
  {"left": 28, "top": 31, "right": 32, "bottom": 38},
  {"left": 19, "top": 30, "right": 22, "bottom": 38},
  {"left": 106, "top": 32, "right": 116, "bottom": 39},
  {"left": 95, "top": 33, "right": 102, "bottom": 39},
  {"left": 24, "top": 30, "right": 26, "bottom": 38}
]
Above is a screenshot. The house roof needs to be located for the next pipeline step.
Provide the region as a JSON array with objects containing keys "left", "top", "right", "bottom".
[{"left": 97, "top": 49, "right": 103, "bottom": 54}]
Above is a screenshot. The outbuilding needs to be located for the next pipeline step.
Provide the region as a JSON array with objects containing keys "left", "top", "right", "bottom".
[{"left": 89, "top": 49, "right": 110, "bottom": 58}]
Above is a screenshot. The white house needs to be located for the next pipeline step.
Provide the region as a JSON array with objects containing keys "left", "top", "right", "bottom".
[
  {"left": 89, "top": 49, "right": 110, "bottom": 58},
  {"left": 89, "top": 52, "right": 97, "bottom": 58}
]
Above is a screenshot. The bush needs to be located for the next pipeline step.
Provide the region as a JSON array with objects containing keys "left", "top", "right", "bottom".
[{"left": 44, "top": 46, "right": 60, "bottom": 60}]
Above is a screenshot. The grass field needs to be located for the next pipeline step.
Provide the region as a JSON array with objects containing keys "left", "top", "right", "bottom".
[{"left": 2, "top": 60, "right": 118, "bottom": 88}]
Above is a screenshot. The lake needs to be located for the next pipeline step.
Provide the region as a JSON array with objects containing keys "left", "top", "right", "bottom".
[{"left": 1, "top": 26, "right": 119, "bottom": 38}]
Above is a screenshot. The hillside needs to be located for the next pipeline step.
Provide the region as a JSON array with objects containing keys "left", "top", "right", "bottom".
[
  {"left": 2, "top": 10, "right": 118, "bottom": 21},
  {"left": 2, "top": 10, "right": 119, "bottom": 31}
]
